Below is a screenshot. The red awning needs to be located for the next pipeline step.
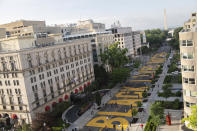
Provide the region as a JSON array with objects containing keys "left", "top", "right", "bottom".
[
  {"left": 88, "top": 82, "right": 91, "bottom": 85},
  {"left": 11, "top": 114, "right": 17, "bottom": 119},
  {"left": 75, "top": 89, "right": 78, "bottom": 94},
  {"left": 58, "top": 98, "right": 63, "bottom": 103},
  {"left": 45, "top": 106, "right": 50, "bottom": 111},
  {"left": 52, "top": 102, "right": 56, "bottom": 107},
  {"left": 79, "top": 86, "right": 83, "bottom": 91},
  {"left": 64, "top": 95, "right": 69, "bottom": 100}
]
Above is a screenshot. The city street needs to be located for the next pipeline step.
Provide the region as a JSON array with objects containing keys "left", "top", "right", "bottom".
[{"left": 77, "top": 50, "right": 170, "bottom": 131}]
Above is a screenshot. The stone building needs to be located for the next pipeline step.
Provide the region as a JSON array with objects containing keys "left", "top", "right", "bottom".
[{"left": 0, "top": 20, "right": 94, "bottom": 124}]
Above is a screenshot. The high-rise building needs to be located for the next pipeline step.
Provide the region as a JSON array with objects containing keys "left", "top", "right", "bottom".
[
  {"left": 179, "top": 12, "right": 197, "bottom": 130},
  {"left": 0, "top": 20, "right": 94, "bottom": 124}
]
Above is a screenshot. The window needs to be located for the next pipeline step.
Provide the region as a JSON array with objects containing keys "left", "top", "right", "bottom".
[
  {"left": 186, "top": 101, "right": 195, "bottom": 107},
  {"left": 11, "top": 106, "right": 14, "bottom": 110},
  {"left": 185, "top": 90, "right": 190, "bottom": 96},
  {"left": 182, "top": 65, "right": 194, "bottom": 72},
  {"left": 186, "top": 102, "right": 190, "bottom": 107},
  {"left": 17, "top": 97, "right": 22, "bottom": 104},
  {"left": 181, "top": 40, "right": 186, "bottom": 46},
  {"left": 183, "top": 77, "right": 188, "bottom": 83},
  {"left": 16, "top": 80, "right": 19, "bottom": 85},
  {"left": 189, "top": 78, "right": 195, "bottom": 84},
  {"left": 9, "top": 97, "right": 13, "bottom": 104},
  {"left": 30, "top": 78, "right": 33, "bottom": 83},
  {"left": 1, "top": 97, "right": 5, "bottom": 104},
  {"left": 19, "top": 106, "right": 23, "bottom": 110},
  {"left": 182, "top": 53, "right": 193, "bottom": 59},
  {"left": 183, "top": 77, "right": 195, "bottom": 84},
  {"left": 191, "top": 91, "right": 197, "bottom": 97},
  {"left": 187, "top": 40, "right": 193, "bottom": 46},
  {"left": 70, "top": 58, "right": 73, "bottom": 62}
]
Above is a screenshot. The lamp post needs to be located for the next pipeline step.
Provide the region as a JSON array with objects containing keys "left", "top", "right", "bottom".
[{"left": 43, "top": 122, "right": 46, "bottom": 131}]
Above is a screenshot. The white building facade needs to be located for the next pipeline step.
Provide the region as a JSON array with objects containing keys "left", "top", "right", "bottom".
[
  {"left": 107, "top": 27, "right": 141, "bottom": 57},
  {"left": 179, "top": 12, "right": 197, "bottom": 130},
  {"left": 0, "top": 20, "right": 95, "bottom": 124}
]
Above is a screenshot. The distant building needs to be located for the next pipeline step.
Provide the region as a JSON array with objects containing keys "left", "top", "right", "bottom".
[
  {"left": 0, "top": 20, "right": 94, "bottom": 124},
  {"left": 168, "top": 29, "right": 174, "bottom": 38},
  {"left": 63, "top": 20, "right": 114, "bottom": 71},
  {"left": 107, "top": 27, "right": 142, "bottom": 57},
  {"left": 179, "top": 12, "right": 197, "bottom": 130}
]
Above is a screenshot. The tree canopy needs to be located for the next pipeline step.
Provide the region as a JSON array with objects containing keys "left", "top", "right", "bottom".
[
  {"left": 100, "top": 42, "right": 129, "bottom": 70},
  {"left": 169, "top": 27, "right": 183, "bottom": 50},
  {"left": 182, "top": 105, "right": 197, "bottom": 130},
  {"left": 150, "top": 102, "right": 164, "bottom": 125},
  {"left": 145, "top": 29, "right": 167, "bottom": 48}
]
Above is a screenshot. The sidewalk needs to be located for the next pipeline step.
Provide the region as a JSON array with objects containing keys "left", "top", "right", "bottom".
[{"left": 159, "top": 109, "right": 183, "bottom": 131}]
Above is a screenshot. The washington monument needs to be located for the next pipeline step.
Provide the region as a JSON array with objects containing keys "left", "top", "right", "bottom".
[{"left": 164, "top": 8, "right": 168, "bottom": 30}]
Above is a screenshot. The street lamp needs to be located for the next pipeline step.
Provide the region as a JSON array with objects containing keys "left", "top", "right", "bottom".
[{"left": 43, "top": 122, "right": 46, "bottom": 131}]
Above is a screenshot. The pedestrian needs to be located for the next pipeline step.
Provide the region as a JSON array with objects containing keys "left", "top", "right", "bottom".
[
  {"left": 125, "top": 108, "right": 127, "bottom": 113},
  {"left": 106, "top": 116, "right": 108, "bottom": 120},
  {"left": 113, "top": 124, "right": 116, "bottom": 129}
]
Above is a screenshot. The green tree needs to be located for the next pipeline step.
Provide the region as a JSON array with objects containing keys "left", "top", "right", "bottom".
[
  {"left": 109, "top": 68, "right": 130, "bottom": 84},
  {"left": 137, "top": 101, "right": 142, "bottom": 107},
  {"left": 132, "top": 108, "right": 138, "bottom": 116},
  {"left": 100, "top": 42, "right": 129, "bottom": 70},
  {"left": 142, "top": 91, "right": 148, "bottom": 98},
  {"left": 151, "top": 115, "right": 161, "bottom": 127},
  {"left": 182, "top": 105, "right": 197, "bottom": 130},
  {"left": 95, "top": 92, "right": 101, "bottom": 106},
  {"left": 169, "top": 27, "right": 183, "bottom": 50},
  {"left": 94, "top": 65, "right": 109, "bottom": 87},
  {"left": 145, "top": 29, "right": 167, "bottom": 48},
  {"left": 162, "top": 89, "right": 172, "bottom": 101},
  {"left": 150, "top": 102, "right": 164, "bottom": 120}
]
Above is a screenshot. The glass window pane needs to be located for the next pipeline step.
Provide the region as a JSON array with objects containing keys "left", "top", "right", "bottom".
[
  {"left": 191, "top": 91, "right": 197, "bottom": 97},
  {"left": 187, "top": 40, "right": 193, "bottom": 46},
  {"left": 189, "top": 78, "right": 195, "bottom": 84},
  {"left": 186, "top": 90, "right": 190, "bottom": 96},
  {"left": 182, "top": 40, "right": 186, "bottom": 46},
  {"left": 188, "top": 54, "right": 193, "bottom": 59},
  {"left": 183, "top": 77, "right": 188, "bottom": 83}
]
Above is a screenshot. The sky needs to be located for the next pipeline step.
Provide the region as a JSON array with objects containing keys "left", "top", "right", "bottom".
[{"left": 0, "top": 0, "right": 196, "bottom": 30}]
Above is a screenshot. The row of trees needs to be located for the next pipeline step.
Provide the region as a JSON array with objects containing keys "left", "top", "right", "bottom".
[
  {"left": 145, "top": 29, "right": 168, "bottom": 48},
  {"left": 168, "top": 27, "right": 183, "bottom": 50}
]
